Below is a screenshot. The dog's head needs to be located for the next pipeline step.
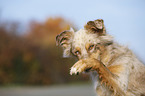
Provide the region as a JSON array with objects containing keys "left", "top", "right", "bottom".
[{"left": 56, "top": 19, "right": 113, "bottom": 60}]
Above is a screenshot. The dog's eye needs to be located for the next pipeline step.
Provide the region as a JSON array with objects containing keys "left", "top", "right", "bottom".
[
  {"left": 74, "top": 50, "right": 80, "bottom": 56},
  {"left": 88, "top": 45, "right": 94, "bottom": 51},
  {"left": 75, "top": 51, "right": 80, "bottom": 55}
]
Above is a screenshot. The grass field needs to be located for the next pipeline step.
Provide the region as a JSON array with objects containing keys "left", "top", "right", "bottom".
[{"left": 0, "top": 83, "right": 96, "bottom": 96}]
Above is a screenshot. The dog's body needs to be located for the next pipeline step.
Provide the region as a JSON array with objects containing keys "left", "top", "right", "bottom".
[{"left": 56, "top": 19, "right": 145, "bottom": 96}]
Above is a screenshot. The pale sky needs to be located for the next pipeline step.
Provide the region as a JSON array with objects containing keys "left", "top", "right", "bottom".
[{"left": 0, "top": 0, "right": 145, "bottom": 62}]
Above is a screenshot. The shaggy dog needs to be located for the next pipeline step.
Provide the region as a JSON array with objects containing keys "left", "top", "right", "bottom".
[{"left": 56, "top": 19, "right": 145, "bottom": 96}]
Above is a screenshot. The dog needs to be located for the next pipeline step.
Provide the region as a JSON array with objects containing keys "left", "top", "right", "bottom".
[{"left": 56, "top": 19, "right": 145, "bottom": 96}]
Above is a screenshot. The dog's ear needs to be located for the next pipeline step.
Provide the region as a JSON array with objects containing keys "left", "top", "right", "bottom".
[
  {"left": 56, "top": 28, "right": 74, "bottom": 57},
  {"left": 84, "top": 19, "right": 106, "bottom": 36},
  {"left": 94, "top": 19, "right": 104, "bottom": 30},
  {"left": 56, "top": 29, "right": 74, "bottom": 48}
]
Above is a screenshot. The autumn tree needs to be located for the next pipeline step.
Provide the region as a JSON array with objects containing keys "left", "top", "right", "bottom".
[{"left": 0, "top": 17, "right": 88, "bottom": 85}]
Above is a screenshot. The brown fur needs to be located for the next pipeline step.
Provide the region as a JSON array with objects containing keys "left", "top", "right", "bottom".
[{"left": 56, "top": 19, "right": 145, "bottom": 96}]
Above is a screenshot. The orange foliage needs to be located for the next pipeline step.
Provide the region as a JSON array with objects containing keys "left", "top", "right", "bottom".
[
  {"left": 25, "top": 18, "right": 70, "bottom": 47},
  {"left": 0, "top": 17, "right": 88, "bottom": 85}
]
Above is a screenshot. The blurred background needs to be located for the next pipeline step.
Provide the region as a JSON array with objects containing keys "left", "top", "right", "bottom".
[{"left": 0, "top": 0, "right": 145, "bottom": 96}]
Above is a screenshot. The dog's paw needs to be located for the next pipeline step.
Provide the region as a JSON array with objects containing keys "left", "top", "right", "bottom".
[
  {"left": 70, "top": 59, "right": 87, "bottom": 75},
  {"left": 70, "top": 58, "right": 100, "bottom": 75}
]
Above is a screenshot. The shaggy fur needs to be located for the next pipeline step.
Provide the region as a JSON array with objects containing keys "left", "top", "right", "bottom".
[{"left": 56, "top": 19, "right": 145, "bottom": 96}]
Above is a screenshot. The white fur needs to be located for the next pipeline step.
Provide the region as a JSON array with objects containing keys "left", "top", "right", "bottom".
[
  {"left": 72, "top": 29, "right": 100, "bottom": 46},
  {"left": 59, "top": 27, "right": 145, "bottom": 96}
]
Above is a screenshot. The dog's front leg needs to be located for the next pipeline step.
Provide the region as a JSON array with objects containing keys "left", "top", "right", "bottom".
[
  {"left": 70, "top": 58, "right": 100, "bottom": 75},
  {"left": 70, "top": 58, "right": 126, "bottom": 96}
]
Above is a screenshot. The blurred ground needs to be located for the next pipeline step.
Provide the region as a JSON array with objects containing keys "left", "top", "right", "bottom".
[{"left": 0, "top": 83, "right": 95, "bottom": 96}]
